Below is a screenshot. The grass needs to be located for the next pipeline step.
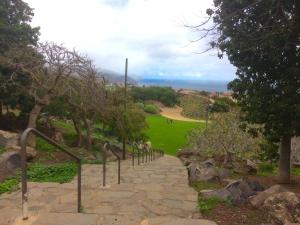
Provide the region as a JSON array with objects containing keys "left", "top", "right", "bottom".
[
  {"left": 257, "top": 163, "right": 300, "bottom": 176},
  {"left": 27, "top": 162, "right": 77, "bottom": 183},
  {"left": 0, "top": 177, "right": 19, "bottom": 195},
  {"left": 36, "top": 137, "right": 57, "bottom": 152},
  {"left": 0, "top": 147, "right": 6, "bottom": 155},
  {"left": 191, "top": 181, "right": 223, "bottom": 192},
  {"left": 198, "top": 197, "right": 231, "bottom": 213},
  {"left": 145, "top": 115, "right": 203, "bottom": 155}
]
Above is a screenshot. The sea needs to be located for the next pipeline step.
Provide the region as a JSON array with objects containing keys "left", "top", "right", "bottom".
[{"left": 137, "top": 79, "right": 230, "bottom": 92}]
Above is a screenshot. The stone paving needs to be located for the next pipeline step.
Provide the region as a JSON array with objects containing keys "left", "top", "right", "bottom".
[{"left": 0, "top": 155, "right": 216, "bottom": 225}]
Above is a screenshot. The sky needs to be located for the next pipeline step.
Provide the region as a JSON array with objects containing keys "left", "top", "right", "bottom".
[{"left": 24, "top": 0, "right": 236, "bottom": 81}]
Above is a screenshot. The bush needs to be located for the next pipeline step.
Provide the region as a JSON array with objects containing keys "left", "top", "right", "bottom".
[
  {"left": 27, "top": 162, "right": 77, "bottom": 183},
  {"left": 144, "top": 104, "right": 158, "bottom": 114},
  {"left": 0, "top": 177, "right": 19, "bottom": 195},
  {"left": 36, "top": 137, "right": 57, "bottom": 152},
  {"left": 257, "top": 163, "right": 276, "bottom": 176},
  {"left": 135, "top": 102, "right": 144, "bottom": 109},
  {"left": 130, "top": 86, "right": 178, "bottom": 107}
]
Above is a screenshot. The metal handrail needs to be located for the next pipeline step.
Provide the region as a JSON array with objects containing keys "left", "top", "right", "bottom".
[
  {"left": 102, "top": 142, "right": 121, "bottom": 186},
  {"left": 20, "top": 128, "right": 82, "bottom": 220}
]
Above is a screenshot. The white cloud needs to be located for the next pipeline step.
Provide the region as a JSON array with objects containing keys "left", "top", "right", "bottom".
[{"left": 25, "top": 0, "right": 236, "bottom": 80}]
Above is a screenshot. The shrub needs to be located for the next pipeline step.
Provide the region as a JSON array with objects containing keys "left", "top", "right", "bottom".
[
  {"left": 257, "top": 163, "right": 276, "bottom": 176},
  {"left": 0, "top": 177, "right": 19, "bottom": 195},
  {"left": 27, "top": 162, "right": 77, "bottom": 183},
  {"left": 144, "top": 104, "right": 158, "bottom": 114},
  {"left": 135, "top": 102, "right": 144, "bottom": 109},
  {"left": 198, "top": 197, "right": 231, "bottom": 213}
]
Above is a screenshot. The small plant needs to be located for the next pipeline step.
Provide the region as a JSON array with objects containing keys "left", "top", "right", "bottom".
[
  {"left": 198, "top": 197, "right": 231, "bottom": 213},
  {"left": 0, "top": 177, "right": 19, "bottom": 195},
  {"left": 27, "top": 162, "right": 77, "bottom": 183},
  {"left": 292, "top": 167, "right": 300, "bottom": 176},
  {"left": 191, "top": 181, "right": 222, "bottom": 192},
  {"left": 144, "top": 104, "right": 158, "bottom": 114},
  {"left": 36, "top": 137, "right": 57, "bottom": 152},
  {"left": 0, "top": 147, "right": 6, "bottom": 155},
  {"left": 257, "top": 163, "right": 276, "bottom": 176}
]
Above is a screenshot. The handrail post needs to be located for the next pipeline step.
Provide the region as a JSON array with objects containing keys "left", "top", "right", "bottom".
[
  {"left": 132, "top": 148, "right": 135, "bottom": 168},
  {"left": 138, "top": 148, "right": 140, "bottom": 165},
  {"left": 118, "top": 158, "right": 121, "bottom": 184},
  {"left": 77, "top": 159, "right": 82, "bottom": 212},
  {"left": 20, "top": 128, "right": 82, "bottom": 219},
  {"left": 102, "top": 146, "right": 107, "bottom": 187},
  {"left": 20, "top": 131, "right": 28, "bottom": 220}
]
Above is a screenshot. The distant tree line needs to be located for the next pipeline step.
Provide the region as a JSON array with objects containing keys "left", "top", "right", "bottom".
[{"left": 130, "top": 86, "right": 178, "bottom": 107}]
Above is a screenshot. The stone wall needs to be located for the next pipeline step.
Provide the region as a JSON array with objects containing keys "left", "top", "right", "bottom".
[{"left": 0, "top": 130, "right": 19, "bottom": 148}]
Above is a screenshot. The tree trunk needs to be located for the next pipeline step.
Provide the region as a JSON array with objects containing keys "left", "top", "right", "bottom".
[
  {"left": 83, "top": 118, "right": 92, "bottom": 151},
  {"left": 27, "top": 103, "right": 44, "bottom": 147},
  {"left": 72, "top": 118, "right": 82, "bottom": 147},
  {"left": 278, "top": 135, "right": 292, "bottom": 184}
]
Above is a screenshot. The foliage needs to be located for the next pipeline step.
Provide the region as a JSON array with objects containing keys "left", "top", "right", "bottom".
[
  {"left": 198, "top": 0, "right": 300, "bottom": 182},
  {"left": 36, "top": 137, "right": 57, "bottom": 152},
  {"left": 146, "top": 115, "right": 202, "bottom": 155},
  {"left": 188, "top": 110, "right": 262, "bottom": 163},
  {"left": 27, "top": 162, "right": 77, "bottom": 183},
  {"left": 198, "top": 197, "right": 231, "bottom": 213},
  {"left": 259, "top": 138, "right": 279, "bottom": 163},
  {"left": 191, "top": 181, "right": 222, "bottom": 192},
  {"left": 130, "top": 86, "right": 178, "bottom": 107},
  {"left": 144, "top": 104, "right": 159, "bottom": 114},
  {"left": 210, "top": 97, "right": 236, "bottom": 113},
  {"left": 0, "top": 177, "right": 19, "bottom": 195},
  {"left": 0, "top": 147, "right": 6, "bottom": 154},
  {"left": 180, "top": 95, "right": 209, "bottom": 119},
  {"left": 0, "top": 0, "right": 39, "bottom": 119},
  {"left": 257, "top": 163, "right": 276, "bottom": 177}
]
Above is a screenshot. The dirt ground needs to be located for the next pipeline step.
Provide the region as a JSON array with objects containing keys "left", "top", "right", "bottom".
[{"left": 159, "top": 105, "right": 205, "bottom": 122}]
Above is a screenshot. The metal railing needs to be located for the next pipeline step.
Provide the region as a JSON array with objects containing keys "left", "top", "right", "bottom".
[
  {"left": 102, "top": 142, "right": 121, "bottom": 187},
  {"left": 131, "top": 142, "right": 164, "bottom": 167},
  {"left": 20, "top": 128, "right": 82, "bottom": 220}
]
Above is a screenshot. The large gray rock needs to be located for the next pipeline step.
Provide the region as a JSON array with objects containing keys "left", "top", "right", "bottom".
[
  {"left": 187, "top": 161, "right": 220, "bottom": 183},
  {"left": 200, "top": 178, "right": 264, "bottom": 205},
  {"left": 0, "top": 130, "right": 19, "bottom": 148},
  {"left": 250, "top": 185, "right": 287, "bottom": 208},
  {"left": 233, "top": 159, "right": 257, "bottom": 175},
  {"left": 0, "top": 151, "right": 21, "bottom": 172},
  {"left": 263, "top": 192, "right": 300, "bottom": 225}
]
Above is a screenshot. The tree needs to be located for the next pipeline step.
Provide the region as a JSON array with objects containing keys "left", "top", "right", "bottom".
[
  {"left": 0, "top": 43, "right": 88, "bottom": 146},
  {"left": 188, "top": 110, "right": 261, "bottom": 165},
  {"left": 0, "top": 0, "right": 39, "bottom": 118},
  {"left": 65, "top": 64, "right": 107, "bottom": 151},
  {"left": 194, "top": 0, "right": 300, "bottom": 183}
]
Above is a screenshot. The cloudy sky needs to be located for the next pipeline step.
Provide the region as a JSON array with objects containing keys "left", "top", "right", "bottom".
[{"left": 24, "top": 0, "right": 236, "bottom": 81}]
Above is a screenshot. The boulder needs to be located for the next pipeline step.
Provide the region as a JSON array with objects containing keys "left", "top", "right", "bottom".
[
  {"left": 6, "top": 146, "right": 37, "bottom": 161},
  {"left": 0, "top": 151, "right": 21, "bottom": 171},
  {"left": 187, "top": 161, "right": 220, "bottom": 183},
  {"left": 250, "top": 185, "right": 287, "bottom": 208},
  {"left": 233, "top": 160, "right": 257, "bottom": 175},
  {"left": 263, "top": 192, "right": 300, "bottom": 225},
  {"left": 200, "top": 178, "right": 264, "bottom": 205},
  {"left": 0, "top": 130, "right": 19, "bottom": 148}
]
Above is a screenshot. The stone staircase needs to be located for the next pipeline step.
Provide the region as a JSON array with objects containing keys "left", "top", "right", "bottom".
[{"left": 0, "top": 155, "right": 216, "bottom": 225}]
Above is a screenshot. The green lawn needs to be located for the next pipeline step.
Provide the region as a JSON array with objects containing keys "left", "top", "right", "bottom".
[{"left": 146, "top": 115, "right": 204, "bottom": 155}]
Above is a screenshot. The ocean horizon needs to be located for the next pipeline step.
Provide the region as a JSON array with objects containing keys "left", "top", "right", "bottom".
[{"left": 137, "top": 79, "right": 230, "bottom": 92}]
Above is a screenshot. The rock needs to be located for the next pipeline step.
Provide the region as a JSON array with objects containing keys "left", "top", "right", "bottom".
[
  {"left": 233, "top": 160, "right": 257, "bottom": 175},
  {"left": 0, "top": 151, "right": 21, "bottom": 171},
  {"left": 218, "top": 168, "right": 230, "bottom": 179},
  {"left": 187, "top": 161, "right": 220, "bottom": 183},
  {"left": 250, "top": 185, "right": 287, "bottom": 208},
  {"left": 200, "top": 178, "right": 264, "bottom": 205},
  {"left": 0, "top": 130, "right": 19, "bottom": 148},
  {"left": 6, "top": 146, "right": 37, "bottom": 161},
  {"left": 263, "top": 192, "right": 300, "bottom": 225}
]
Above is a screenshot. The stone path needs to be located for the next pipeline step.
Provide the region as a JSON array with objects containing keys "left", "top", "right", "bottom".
[{"left": 0, "top": 155, "right": 216, "bottom": 225}]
